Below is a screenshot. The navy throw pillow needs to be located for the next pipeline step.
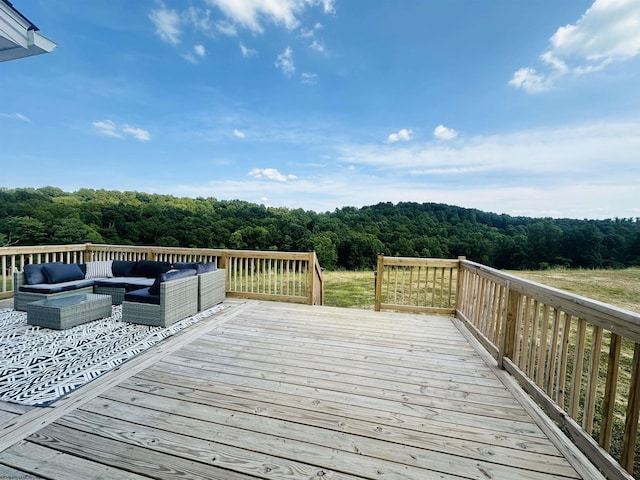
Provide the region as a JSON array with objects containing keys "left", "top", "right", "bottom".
[
  {"left": 23, "top": 263, "right": 47, "bottom": 285},
  {"left": 149, "top": 268, "right": 196, "bottom": 295},
  {"left": 112, "top": 260, "right": 138, "bottom": 277},
  {"left": 42, "top": 262, "right": 85, "bottom": 284},
  {"left": 136, "top": 260, "right": 172, "bottom": 278},
  {"left": 196, "top": 262, "right": 217, "bottom": 273}
]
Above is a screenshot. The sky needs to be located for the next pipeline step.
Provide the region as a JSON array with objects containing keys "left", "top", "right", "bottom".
[{"left": 1, "top": 0, "right": 639, "bottom": 220}]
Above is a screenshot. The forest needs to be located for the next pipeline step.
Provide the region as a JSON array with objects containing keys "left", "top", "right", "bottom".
[{"left": 1, "top": 187, "right": 639, "bottom": 271}]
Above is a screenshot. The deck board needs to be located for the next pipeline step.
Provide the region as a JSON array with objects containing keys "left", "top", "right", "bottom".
[{"left": 0, "top": 300, "right": 598, "bottom": 479}]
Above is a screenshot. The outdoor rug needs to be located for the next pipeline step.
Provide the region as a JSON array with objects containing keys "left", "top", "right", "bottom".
[{"left": 0, "top": 304, "right": 224, "bottom": 407}]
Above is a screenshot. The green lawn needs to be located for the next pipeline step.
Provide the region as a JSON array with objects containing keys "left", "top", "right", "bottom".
[{"left": 505, "top": 267, "right": 640, "bottom": 314}]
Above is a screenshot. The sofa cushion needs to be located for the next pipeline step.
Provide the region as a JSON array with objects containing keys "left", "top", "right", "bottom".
[
  {"left": 23, "top": 264, "right": 47, "bottom": 285},
  {"left": 42, "top": 263, "right": 85, "bottom": 284},
  {"left": 85, "top": 260, "right": 113, "bottom": 279},
  {"left": 112, "top": 260, "right": 138, "bottom": 277},
  {"left": 124, "top": 287, "right": 160, "bottom": 305},
  {"left": 149, "top": 268, "right": 197, "bottom": 295},
  {"left": 93, "top": 277, "right": 155, "bottom": 290},
  {"left": 196, "top": 262, "right": 217, "bottom": 274},
  {"left": 20, "top": 278, "right": 95, "bottom": 294},
  {"left": 135, "top": 260, "right": 172, "bottom": 278}
]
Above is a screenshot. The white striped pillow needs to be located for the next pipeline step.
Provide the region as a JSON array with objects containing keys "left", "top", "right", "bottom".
[{"left": 85, "top": 260, "right": 113, "bottom": 279}]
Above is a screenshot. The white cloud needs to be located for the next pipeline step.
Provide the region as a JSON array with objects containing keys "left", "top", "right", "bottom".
[
  {"left": 301, "top": 72, "right": 318, "bottom": 84},
  {"left": 149, "top": 6, "right": 182, "bottom": 45},
  {"left": 341, "top": 122, "right": 640, "bottom": 184},
  {"left": 509, "top": 67, "right": 550, "bottom": 94},
  {"left": 321, "top": 0, "right": 336, "bottom": 14},
  {"left": 240, "top": 42, "right": 257, "bottom": 57},
  {"left": 300, "top": 23, "right": 322, "bottom": 38},
  {"left": 310, "top": 40, "right": 326, "bottom": 53},
  {"left": 207, "top": 0, "right": 300, "bottom": 32},
  {"left": 206, "top": 0, "right": 334, "bottom": 33},
  {"left": 183, "top": 44, "right": 207, "bottom": 63},
  {"left": 233, "top": 129, "right": 246, "bottom": 138},
  {"left": 215, "top": 20, "right": 237, "bottom": 36},
  {"left": 511, "top": 0, "right": 640, "bottom": 93},
  {"left": 248, "top": 168, "right": 296, "bottom": 182},
  {"left": 433, "top": 125, "right": 458, "bottom": 140},
  {"left": 184, "top": 7, "right": 214, "bottom": 36},
  {"left": 0, "top": 112, "right": 31, "bottom": 122},
  {"left": 93, "top": 120, "right": 150, "bottom": 141},
  {"left": 388, "top": 128, "right": 413, "bottom": 143},
  {"left": 92, "top": 120, "right": 121, "bottom": 138},
  {"left": 122, "top": 125, "right": 151, "bottom": 142},
  {"left": 275, "top": 47, "right": 295, "bottom": 76},
  {"left": 177, "top": 121, "right": 640, "bottom": 218}
]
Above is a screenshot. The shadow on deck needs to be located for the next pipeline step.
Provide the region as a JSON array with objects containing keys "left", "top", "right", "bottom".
[{"left": 0, "top": 299, "right": 601, "bottom": 479}]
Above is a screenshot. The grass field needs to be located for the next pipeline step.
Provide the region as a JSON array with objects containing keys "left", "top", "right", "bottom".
[
  {"left": 505, "top": 267, "right": 640, "bottom": 314},
  {"left": 323, "top": 267, "right": 640, "bottom": 314}
]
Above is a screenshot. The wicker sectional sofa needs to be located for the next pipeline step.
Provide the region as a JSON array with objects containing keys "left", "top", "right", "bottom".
[{"left": 13, "top": 260, "right": 225, "bottom": 323}]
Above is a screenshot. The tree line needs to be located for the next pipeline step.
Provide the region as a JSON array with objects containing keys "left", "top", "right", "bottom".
[{"left": 1, "top": 187, "right": 639, "bottom": 271}]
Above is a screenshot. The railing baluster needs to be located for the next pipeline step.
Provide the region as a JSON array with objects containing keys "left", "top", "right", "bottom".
[
  {"left": 537, "top": 305, "right": 551, "bottom": 389},
  {"left": 583, "top": 325, "right": 603, "bottom": 434},
  {"left": 569, "top": 317, "right": 587, "bottom": 419}
]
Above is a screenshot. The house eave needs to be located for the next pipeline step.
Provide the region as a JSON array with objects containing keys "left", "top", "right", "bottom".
[{"left": 0, "top": 0, "right": 57, "bottom": 63}]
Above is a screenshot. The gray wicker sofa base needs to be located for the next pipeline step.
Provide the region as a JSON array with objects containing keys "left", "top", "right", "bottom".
[
  {"left": 122, "top": 275, "right": 199, "bottom": 327},
  {"left": 198, "top": 269, "right": 226, "bottom": 311}
]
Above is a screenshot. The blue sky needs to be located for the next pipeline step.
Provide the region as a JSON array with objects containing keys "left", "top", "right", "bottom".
[{"left": 1, "top": 0, "right": 639, "bottom": 219}]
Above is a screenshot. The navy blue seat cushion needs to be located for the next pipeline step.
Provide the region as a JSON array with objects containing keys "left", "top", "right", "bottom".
[
  {"left": 42, "top": 262, "right": 85, "bottom": 284},
  {"left": 124, "top": 287, "right": 160, "bottom": 305},
  {"left": 112, "top": 260, "right": 138, "bottom": 277},
  {"left": 196, "top": 262, "right": 217, "bottom": 274},
  {"left": 20, "top": 278, "right": 95, "bottom": 294},
  {"left": 23, "top": 264, "right": 47, "bottom": 285},
  {"left": 173, "top": 262, "right": 199, "bottom": 270},
  {"left": 93, "top": 277, "right": 154, "bottom": 290},
  {"left": 135, "top": 260, "right": 172, "bottom": 278},
  {"left": 149, "top": 268, "right": 196, "bottom": 295}
]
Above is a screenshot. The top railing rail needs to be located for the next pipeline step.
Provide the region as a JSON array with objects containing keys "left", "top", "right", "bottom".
[{"left": 0, "top": 243, "right": 323, "bottom": 305}]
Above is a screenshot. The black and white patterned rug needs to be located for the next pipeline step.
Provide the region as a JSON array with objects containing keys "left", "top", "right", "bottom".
[{"left": 0, "top": 304, "right": 224, "bottom": 407}]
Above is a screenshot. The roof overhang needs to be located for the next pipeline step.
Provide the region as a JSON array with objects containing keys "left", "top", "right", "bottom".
[{"left": 0, "top": 0, "right": 56, "bottom": 63}]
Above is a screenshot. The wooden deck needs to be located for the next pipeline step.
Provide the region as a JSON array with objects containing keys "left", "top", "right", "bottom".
[{"left": 0, "top": 299, "right": 601, "bottom": 479}]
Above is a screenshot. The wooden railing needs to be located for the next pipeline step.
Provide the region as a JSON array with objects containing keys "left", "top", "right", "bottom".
[
  {"left": 457, "top": 259, "right": 640, "bottom": 480},
  {"left": 223, "top": 250, "right": 322, "bottom": 305},
  {"left": 0, "top": 243, "right": 323, "bottom": 305},
  {"left": 374, "top": 255, "right": 458, "bottom": 314},
  {"left": 375, "top": 254, "right": 640, "bottom": 478}
]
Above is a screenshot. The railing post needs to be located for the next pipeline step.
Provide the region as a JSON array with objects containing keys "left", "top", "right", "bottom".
[
  {"left": 455, "top": 256, "right": 466, "bottom": 313},
  {"left": 307, "top": 251, "right": 315, "bottom": 305},
  {"left": 374, "top": 254, "right": 384, "bottom": 311},
  {"left": 84, "top": 242, "right": 93, "bottom": 263},
  {"left": 498, "top": 281, "right": 518, "bottom": 370}
]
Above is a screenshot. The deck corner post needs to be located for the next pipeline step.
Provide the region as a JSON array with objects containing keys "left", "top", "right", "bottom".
[
  {"left": 498, "top": 281, "right": 518, "bottom": 370},
  {"left": 374, "top": 254, "right": 384, "bottom": 311}
]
